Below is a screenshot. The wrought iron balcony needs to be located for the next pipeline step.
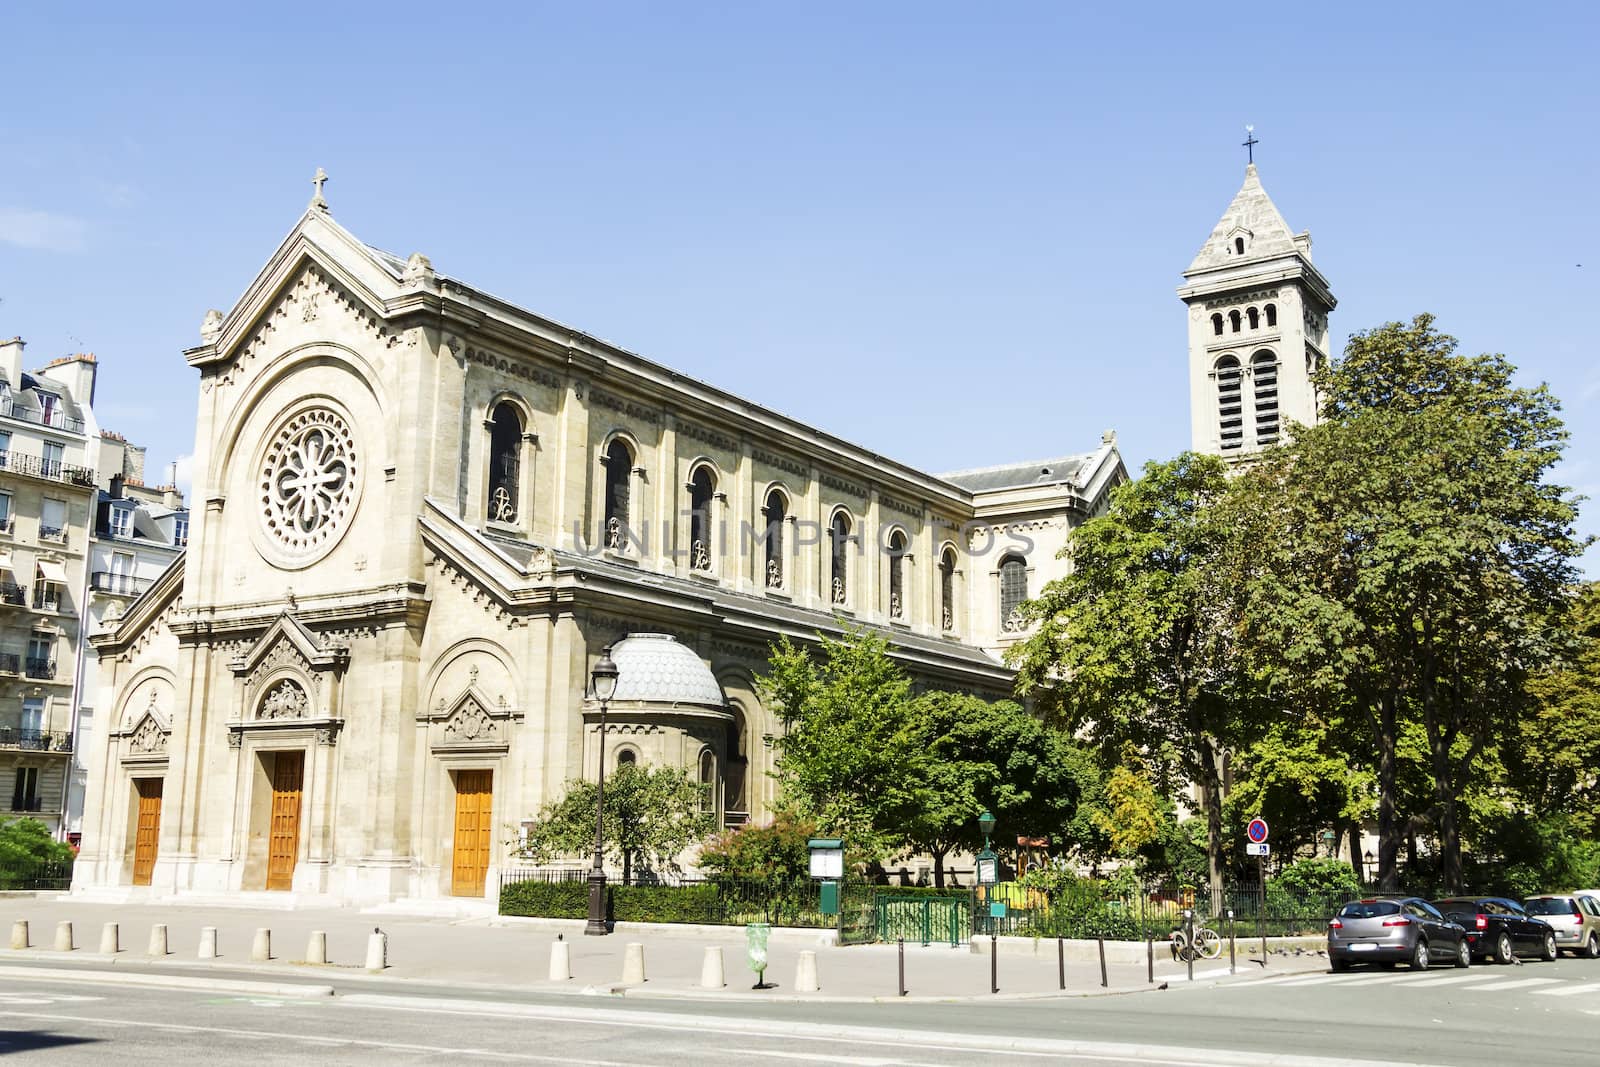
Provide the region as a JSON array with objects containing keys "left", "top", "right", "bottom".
[
  {"left": 0, "top": 583, "right": 23, "bottom": 607},
  {"left": 31, "top": 587, "right": 70, "bottom": 614},
  {"left": 0, "top": 653, "right": 17, "bottom": 675},
  {"left": 0, "top": 396, "right": 85, "bottom": 435},
  {"left": 23, "top": 657, "right": 55, "bottom": 680},
  {"left": 90, "top": 571, "right": 152, "bottom": 597},
  {"left": 0, "top": 728, "right": 72, "bottom": 753},
  {"left": 0, "top": 450, "right": 96, "bottom": 488}
]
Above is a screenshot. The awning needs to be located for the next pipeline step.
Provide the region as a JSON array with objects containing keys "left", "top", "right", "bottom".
[
  {"left": 0, "top": 551, "right": 12, "bottom": 572},
  {"left": 36, "top": 560, "right": 69, "bottom": 584}
]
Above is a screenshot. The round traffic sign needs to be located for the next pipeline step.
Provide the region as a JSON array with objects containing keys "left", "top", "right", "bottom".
[{"left": 1247, "top": 818, "right": 1269, "bottom": 844}]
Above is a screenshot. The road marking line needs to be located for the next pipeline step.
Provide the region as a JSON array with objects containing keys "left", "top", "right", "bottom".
[
  {"left": 1377, "top": 973, "right": 1505, "bottom": 987},
  {"left": 1251, "top": 974, "right": 1369, "bottom": 987},
  {"left": 1455, "top": 977, "right": 1561, "bottom": 992},
  {"left": 1531, "top": 981, "right": 1600, "bottom": 997},
  {"left": 0, "top": 1010, "right": 635, "bottom": 1065}
]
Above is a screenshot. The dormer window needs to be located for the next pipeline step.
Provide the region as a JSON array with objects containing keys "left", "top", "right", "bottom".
[
  {"left": 1234, "top": 237, "right": 1245, "bottom": 255},
  {"left": 109, "top": 505, "right": 132, "bottom": 539},
  {"left": 38, "top": 392, "right": 60, "bottom": 429},
  {"left": 173, "top": 516, "right": 189, "bottom": 548}
]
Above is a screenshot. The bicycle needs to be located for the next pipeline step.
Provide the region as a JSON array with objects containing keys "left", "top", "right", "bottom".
[{"left": 1170, "top": 923, "right": 1223, "bottom": 961}]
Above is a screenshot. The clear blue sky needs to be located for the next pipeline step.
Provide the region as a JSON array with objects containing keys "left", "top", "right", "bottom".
[{"left": 3, "top": 2, "right": 1596, "bottom": 570}]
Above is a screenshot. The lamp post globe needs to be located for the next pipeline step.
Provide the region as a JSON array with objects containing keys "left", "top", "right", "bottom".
[
  {"left": 977, "top": 810, "right": 996, "bottom": 847},
  {"left": 585, "top": 646, "right": 620, "bottom": 936}
]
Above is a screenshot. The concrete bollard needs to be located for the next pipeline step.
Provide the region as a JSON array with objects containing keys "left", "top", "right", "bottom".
[
  {"left": 365, "top": 928, "right": 387, "bottom": 971},
  {"left": 548, "top": 939, "right": 571, "bottom": 981},
  {"left": 54, "top": 921, "right": 73, "bottom": 952},
  {"left": 199, "top": 926, "right": 218, "bottom": 959},
  {"left": 794, "top": 950, "right": 819, "bottom": 993},
  {"left": 250, "top": 928, "right": 271, "bottom": 962},
  {"left": 148, "top": 924, "right": 168, "bottom": 957},
  {"left": 305, "top": 930, "right": 327, "bottom": 965},
  {"left": 99, "top": 922, "right": 120, "bottom": 955},
  {"left": 621, "top": 941, "right": 646, "bottom": 984},
  {"left": 699, "top": 946, "right": 724, "bottom": 989},
  {"left": 10, "top": 920, "right": 28, "bottom": 950}
]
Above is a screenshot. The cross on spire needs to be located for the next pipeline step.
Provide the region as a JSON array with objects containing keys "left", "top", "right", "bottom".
[
  {"left": 310, "top": 167, "right": 329, "bottom": 210},
  {"left": 1242, "top": 126, "right": 1258, "bottom": 165}
]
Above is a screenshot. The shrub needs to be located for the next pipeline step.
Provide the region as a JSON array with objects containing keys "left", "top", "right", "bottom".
[
  {"left": 611, "top": 883, "right": 720, "bottom": 924},
  {"left": 499, "top": 878, "right": 587, "bottom": 918},
  {"left": 698, "top": 812, "right": 816, "bottom": 883},
  {"left": 0, "top": 818, "right": 74, "bottom": 890}
]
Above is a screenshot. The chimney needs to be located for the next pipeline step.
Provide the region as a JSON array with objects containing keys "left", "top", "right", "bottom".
[
  {"left": 38, "top": 352, "right": 98, "bottom": 408},
  {"left": 0, "top": 337, "right": 23, "bottom": 388}
]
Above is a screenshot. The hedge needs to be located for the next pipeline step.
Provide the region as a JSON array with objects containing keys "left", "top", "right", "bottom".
[{"left": 500, "top": 878, "right": 588, "bottom": 919}]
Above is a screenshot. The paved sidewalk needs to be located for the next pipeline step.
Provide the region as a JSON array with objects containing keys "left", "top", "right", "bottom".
[{"left": 0, "top": 895, "right": 1325, "bottom": 1001}]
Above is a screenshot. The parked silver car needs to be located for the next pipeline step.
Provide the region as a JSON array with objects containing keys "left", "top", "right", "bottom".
[
  {"left": 1523, "top": 895, "right": 1600, "bottom": 957},
  {"left": 1328, "top": 897, "right": 1470, "bottom": 972}
]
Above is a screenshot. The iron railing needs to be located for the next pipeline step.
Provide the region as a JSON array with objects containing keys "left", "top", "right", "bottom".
[
  {"left": 0, "top": 397, "right": 85, "bottom": 434},
  {"left": 90, "top": 571, "right": 152, "bottom": 596},
  {"left": 24, "top": 657, "right": 54, "bottom": 679},
  {"left": 0, "top": 653, "right": 18, "bottom": 674},
  {"left": 0, "top": 859, "right": 73, "bottom": 891},
  {"left": 0, "top": 728, "right": 72, "bottom": 752},
  {"left": 0, "top": 450, "right": 95, "bottom": 487},
  {"left": 0, "top": 583, "right": 23, "bottom": 607}
]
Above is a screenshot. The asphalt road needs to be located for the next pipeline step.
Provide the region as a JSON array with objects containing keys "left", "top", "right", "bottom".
[{"left": 0, "top": 954, "right": 1595, "bottom": 1065}]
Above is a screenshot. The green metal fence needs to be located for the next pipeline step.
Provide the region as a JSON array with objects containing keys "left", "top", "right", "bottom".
[{"left": 875, "top": 893, "right": 972, "bottom": 946}]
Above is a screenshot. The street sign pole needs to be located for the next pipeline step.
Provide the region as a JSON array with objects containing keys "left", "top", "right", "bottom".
[{"left": 1258, "top": 854, "right": 1266, "bottom": 965}]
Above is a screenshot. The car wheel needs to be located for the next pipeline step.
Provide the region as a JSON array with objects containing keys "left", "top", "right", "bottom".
[
  {"left": 1585, "top": 934, "right": 1599, "bottom": 960},
  {"left": 1544, "top": 933, "right": 1560, "bottom": 962},
  {"left": 1412, "top": 939, "right": 1430, "bottom": 970},
  {"left": 1496, "top": 931, "right": 1514, "bottom": 964},
  {"left": 1455, "top": 939, "right": 1471, "bottom": 968}
]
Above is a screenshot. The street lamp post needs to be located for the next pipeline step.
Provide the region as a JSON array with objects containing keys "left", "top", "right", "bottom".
[{"left": 585, "top": 646, "right": 620, "bottom": 936}]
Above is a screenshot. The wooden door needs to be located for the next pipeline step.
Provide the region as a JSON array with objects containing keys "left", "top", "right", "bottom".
[
  {"left": 132, "top": 778, "right": 162, "bottom": 886},
  {"left": 452, "top": 769, "right": 493, "bottom": 897},
  {"left": 266, "top": 751, "right": 304, "bottom": 892}
]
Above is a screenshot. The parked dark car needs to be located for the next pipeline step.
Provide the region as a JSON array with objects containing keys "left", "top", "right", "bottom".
[
  {"left": 1328, "top": 897, "right": 1470, "bottom": 972},
  {"left": 1432, "top": 897, "right": 1558, "bottom": 963}
]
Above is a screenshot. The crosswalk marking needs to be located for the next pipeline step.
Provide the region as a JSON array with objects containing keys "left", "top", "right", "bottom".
[
  {"left": 1266, "top": 974, "right": 1370, "bottom": 987},
  {"left": 1426, "top": 977, "right": 1560, "bottom": 993},
  {"left": 1531, "top": 981, "right": 1600, "bottom": 997},
  {"left": 1376, "top": 972, "right": 1503, "bottom": 987}
]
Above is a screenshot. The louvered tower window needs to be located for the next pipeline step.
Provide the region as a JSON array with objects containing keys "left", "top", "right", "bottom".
[
  {"left": 1216, "top": 356, "right": 1244, "bottom": 450},
  {"left": 1253, "top": 351, "right": 1280, "bottom": 445}
]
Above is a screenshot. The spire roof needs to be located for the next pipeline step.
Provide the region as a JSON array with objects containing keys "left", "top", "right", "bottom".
[{"left": 1186, "top": 164, "right": 1301, "bottom": 274}]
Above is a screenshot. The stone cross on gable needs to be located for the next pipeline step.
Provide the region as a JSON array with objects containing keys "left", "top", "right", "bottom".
[{"left": 310, "top": 167, "right": 329, "bottom": 210}]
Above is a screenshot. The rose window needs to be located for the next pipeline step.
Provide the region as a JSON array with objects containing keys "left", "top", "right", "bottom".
[{"left": 260, "top": 408, "right": 359, "bottom": 558}]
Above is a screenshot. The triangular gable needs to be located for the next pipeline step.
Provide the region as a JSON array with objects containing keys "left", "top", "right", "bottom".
[
  {"left": 91, "top": 554, "right": 185, "bottom": 660},
  {"left": 230, "top": 612, "right": 348, "bottom": 678},
  {"left": 186, "top": 205, "right": 411, "bottom": 372}
]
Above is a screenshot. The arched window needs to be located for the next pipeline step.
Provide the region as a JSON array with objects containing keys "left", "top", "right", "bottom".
[
  {"left": 616, "top": 748, "right": 638, "bottom": 769},
  {"left": 697, "top": 748, "right": 716, "bottom": 814},
  {"left": 724, "top": 704, "right": 748, "bottom": 816},
  {"left": 762, "top": 489, "right": 787, "bottom": 588},
  {"left": 939, "top": 546, "right": 957, "bottom": 632},
  {"left": 1247, "top": 307, "right": 1260, "bottom": 330},
  {"left": 1264, "top": 303, "right": 1277, "bottom": 328},
  {"left": 602, "top": 439, "right": 633, "bottom": 551},
  {"left": 488, "top": 402, "right": 523, "bottom": 523},
  {"left": 1234, "top": 236, "right": 1246, "bottom": 255},
  {"left": 999, "top": 555, "right": 1028, "bottom": 633},
  {"left": 687, "top": 465, "right": 715, "bottom": 571},
  {"left": 887, "top": 529, "right": 907, "bottom": 620},
  {"left": 1210, "top": 313, "right": 1224, "bottom": 337},
  {"left": 829, "top": 511, "right": 851, "bottom": 606},
  {"left": 1252, "top": 350, "right": 1280, "bottom": 444},
  {"left": 1216, "top": 356, "right": 1244, "bottom": 450},
  {"left": 1228, "top": 310, "right": 1242, "bottom": 333}
]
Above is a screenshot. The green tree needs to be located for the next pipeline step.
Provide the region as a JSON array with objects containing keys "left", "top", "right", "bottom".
[
  {"left": 1009, "top": 451, "right": 1257, "bottom": 903},
  {"left": 1234, "top": 315, "right": 1586, "bottom": 891},
  {"left": 1093, "top": 750, "right": 1165, "bottom": 860},
  {"left": 516, "top": 764, "right": 715, "bottom": 883},
  {"left": 1517, "top": 582, "right": 1600, "bottom": 834},
  {"left": 758, "top": 629, "right": 929, "bottom": 862},
  {"left": 697, "top": 811, "right": 816, "bottom": 883},
  {"left": 0, "top": 817, "right": 74, "bottom": 889},
  {"left": 900, "top": 691, "right": 1080, "bottom": 886}
]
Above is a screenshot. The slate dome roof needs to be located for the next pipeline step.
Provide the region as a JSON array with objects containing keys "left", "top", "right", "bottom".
[{"left": 608, "top": 633, "right": 725, "bottom": 707}]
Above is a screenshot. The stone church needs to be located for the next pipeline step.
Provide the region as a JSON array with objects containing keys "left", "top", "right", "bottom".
[{"left": 71, "top": 178, "right": 1129, "bottom": 905}]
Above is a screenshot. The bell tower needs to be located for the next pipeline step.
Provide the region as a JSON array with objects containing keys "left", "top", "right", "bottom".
[{"left": 1178, "top": 162, "right": 1335, "bottom": 459}]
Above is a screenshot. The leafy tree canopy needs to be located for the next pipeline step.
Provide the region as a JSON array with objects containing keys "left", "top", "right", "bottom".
[{"left": 517, "top": 764, "right": 715, "bottom": 883}]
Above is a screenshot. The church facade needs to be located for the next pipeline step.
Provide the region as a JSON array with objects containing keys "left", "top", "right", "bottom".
[{"left": 72, "top": 186, "right": 1125, "bottom": 905}]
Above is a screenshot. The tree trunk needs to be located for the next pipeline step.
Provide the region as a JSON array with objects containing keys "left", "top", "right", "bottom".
[
  {"left": 1200, "top": 738, "right": 1225, "bottom": 908},
  {"left": 622, "top": 848, "right": 633, "bottom": 886},
  {"left": 932, "top": 848, "right": 947, "bottom": 889},
  {"left": 1347, "top": 821, "right": 1365, "bottom": 887},
  {"left": 1376, "top": 691, "right": 1402, "bottom": 892}
]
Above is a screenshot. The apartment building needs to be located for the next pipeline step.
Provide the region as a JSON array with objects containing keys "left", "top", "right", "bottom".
[{"left": 0, "top": 338, "right": 99, "bottom": 838}]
